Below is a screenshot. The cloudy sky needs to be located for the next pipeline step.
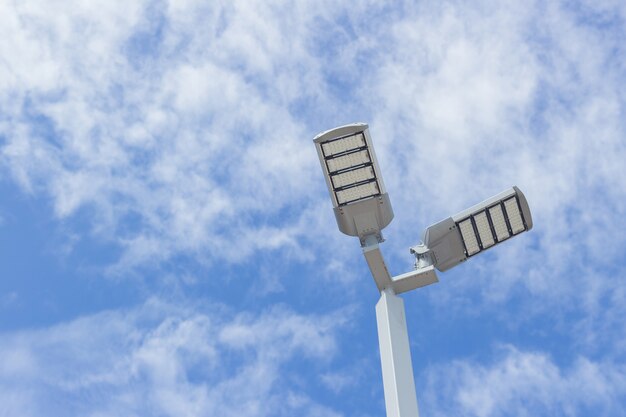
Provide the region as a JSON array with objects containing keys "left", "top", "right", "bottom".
[{"left": 1, "top": 0, "right": 626, "bottom": 416}]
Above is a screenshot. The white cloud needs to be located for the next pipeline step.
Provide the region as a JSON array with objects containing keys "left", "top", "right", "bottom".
[
  {"left": 1, "top": 0, "right": 329, "bottom": 269},
  {"left": 320, "top": 371, "right": 359, "bottom": 394},
  {"left": 421, "top": 346, "right": 626, "bottom": 417},
  {"left": 355, "top": 1, "right": 626, "bottom": 317},
  {"left": 1, "top": 0, "right": 625, "bottom": 320},
  {"left": 0, "top": 298, "right": 348, "bottom": 417},
  {"left": 2, "top": 2, "right": 626, "bottom": 415},
  {"left": 0, "top": 0, "right": 402, "bottom": 274}
]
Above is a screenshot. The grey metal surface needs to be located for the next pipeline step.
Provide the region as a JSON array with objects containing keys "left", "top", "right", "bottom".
[{"left": 376, "top": 289, "right": 420, "bottom": 417}]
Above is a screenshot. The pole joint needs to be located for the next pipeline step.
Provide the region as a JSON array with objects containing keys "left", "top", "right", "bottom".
[{"left": 410, "top": 243, "right": 434, "bottom": 269}]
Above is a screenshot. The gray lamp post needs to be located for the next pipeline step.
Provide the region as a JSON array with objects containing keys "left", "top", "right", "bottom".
[{"left": 313, "top": 123, "right": 533, "bottom": 417}]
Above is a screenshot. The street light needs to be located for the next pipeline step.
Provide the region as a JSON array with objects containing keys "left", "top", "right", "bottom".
[
  {"left": 313, "top": 122, "right": 394, "bottom": 245},
  {"left": 313, "top": 123, "right": 533, "bottom": 417},
  {"left": 413, "top": 186, "right": 533, "bottom": 272}
]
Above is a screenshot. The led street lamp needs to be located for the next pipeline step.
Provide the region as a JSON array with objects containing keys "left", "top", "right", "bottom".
[
  {"left": 314, "top": 123, "right": 394, "bottom": 245},
  {"left": 413, "top": 186, "right": 533, "bottom": 272},
  {"left": 313, "top": 123, "right": 534, "bottom": 417}
]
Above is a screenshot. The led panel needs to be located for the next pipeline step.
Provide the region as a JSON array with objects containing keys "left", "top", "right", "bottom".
[
  {"left": 458, "top": 218, "right": 480, "bottom": 256},
  {"left": 489, "top": 205, "right": 510, "bottom": 241},
  {"left": 336, "top": 181, "right": 380, "bottom": 205},
  {"left": 326, "top": 150, "right": 371, "bottom": 173},
  {"left": 504, "top": 198, "right": 525, "bottom": 235},
  {"left": 321, "top": 133, "right": 366, "bottom": 157},
  {"left": 435, "top": 186, "right": 532, "bottom": 271},
  {"left": 313, "top": 123, "right": 395, "bottom": 237},
  {"left": 474, "top": 211, "right": 495, "bottom": 249},
  {"left": 331, "top": 166, "right": 375, "bottom": 189}
]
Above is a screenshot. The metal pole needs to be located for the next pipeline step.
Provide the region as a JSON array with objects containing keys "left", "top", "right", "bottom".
[{"left": 376, "top": 288, "right": 420, "bottom": 417}]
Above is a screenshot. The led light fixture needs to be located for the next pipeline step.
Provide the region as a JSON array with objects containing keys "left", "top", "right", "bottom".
[
  {"left": 415, "top": 186, "right": 533, "bottom": 272},
  {"left": 314, "top": 123, "right": 393, "bottom": 244}
]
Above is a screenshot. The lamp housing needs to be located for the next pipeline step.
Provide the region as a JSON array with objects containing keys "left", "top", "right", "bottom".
[
  {"left": 314, "top": 123, "right": 394, "bottom": 244},
  {"left": 414, "top": 186, "right": 533, "bottom": 272}
]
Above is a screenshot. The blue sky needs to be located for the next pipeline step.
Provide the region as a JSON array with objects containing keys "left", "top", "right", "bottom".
[{"left": 1, "top": 0, "right": 626, "bottom": 416}]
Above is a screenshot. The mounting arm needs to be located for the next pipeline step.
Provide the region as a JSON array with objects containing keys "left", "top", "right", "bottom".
[{"left": 361, "top": 235, "right": 439, "bottom": 295}]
